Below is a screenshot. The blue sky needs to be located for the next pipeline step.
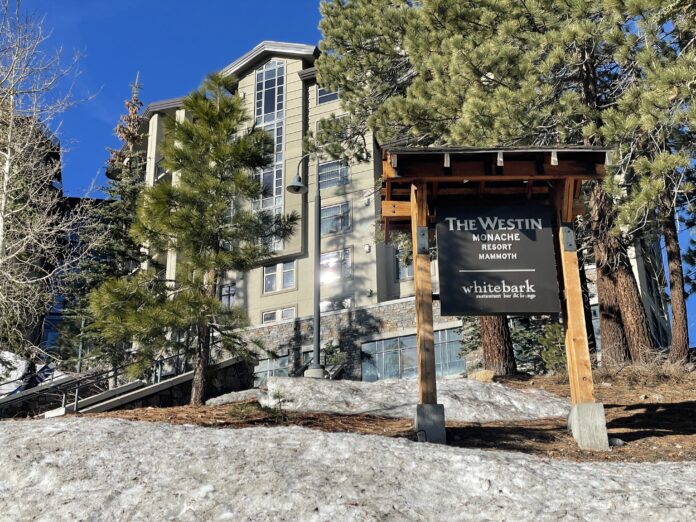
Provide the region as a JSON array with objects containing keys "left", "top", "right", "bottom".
[
  {"left": 27, "top": 0, "right": 323, "bottom": 195},
  {"left": 24, "top": 1, "right": 696, "bottom": 344}
]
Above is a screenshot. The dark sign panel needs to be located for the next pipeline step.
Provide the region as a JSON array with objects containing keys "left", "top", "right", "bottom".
[{"left": 436, "top": 202, "right": 561, "bottom": 316}]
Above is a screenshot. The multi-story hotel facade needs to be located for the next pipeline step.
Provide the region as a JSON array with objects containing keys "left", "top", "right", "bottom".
[{"left": 140, "top": 41, "right": 669, "bottom": 384}]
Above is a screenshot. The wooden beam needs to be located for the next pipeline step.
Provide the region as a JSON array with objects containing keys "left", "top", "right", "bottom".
[
  {"left": 562, "top": 178, "right": 575, "bottom": 222},
  {"left": 411, "top": 182, "right": 437, "bottom": 405},
  {"left": 383, "top": 159, "right": 399, "bottom": 179},
  {"left": 386, "top": 173, "right": 598, "bottom": 184},
  {"left": 559, "top": 223, "right": 596, "bottom": 405},
  {"left": 383, "top": 186, "right": 551, "bottom": 198},
  {"left": 382, "top": 200, "right": 411, "bottom": 217}
]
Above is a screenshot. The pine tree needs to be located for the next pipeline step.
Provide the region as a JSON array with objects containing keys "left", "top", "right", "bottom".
[
  {"left": 606, "top": 4, "right": 695, "bottom": 362},
  {"left": 317, "top": 0, "right": 694, "bottom": 366},
  {"left": 61, "top": 77, "right": 147, "bottom": 377},
  {"left": 94, "top": 73, "right": 299, "bottom": 405}
]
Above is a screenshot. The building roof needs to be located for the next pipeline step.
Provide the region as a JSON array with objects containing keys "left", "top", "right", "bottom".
[
  {"left": 382, "top": 145, "right": 610, "bottom": 155},
  {"left": 219, "top": 41, "right": 318, "bottom": 78},
  {"left": 142, "top": 41, "right": 319, "bottom": 119},
  {"left": 142, "top": 96, "right": 186, "bottom": 120}
]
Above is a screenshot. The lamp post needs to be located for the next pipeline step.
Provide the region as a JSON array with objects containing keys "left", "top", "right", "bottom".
[{"left": 287, "top": 153, "right": 325, "bottom": 378}]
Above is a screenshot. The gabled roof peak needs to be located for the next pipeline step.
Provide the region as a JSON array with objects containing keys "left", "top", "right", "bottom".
[
  {"left": 143, "top": 41, "right": 319, "bottom": 119},
  {"left": 219, "top": 41, "right": 319, "bottom": 78}
]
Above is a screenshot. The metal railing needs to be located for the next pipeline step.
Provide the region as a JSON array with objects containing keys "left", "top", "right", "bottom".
[{"left": 0, "top": 352, "right": 190, "bottom": 418}]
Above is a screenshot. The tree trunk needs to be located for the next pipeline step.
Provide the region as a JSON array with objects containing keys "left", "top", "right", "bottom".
[
  {"left": 594, "top": 257, "right": 630, "bottom": 366},
  {"left": 615, "top": 261, "right": 656, "bottom": 362},
  {"left": 662, "top": 197, "right": 689, "bottom": 362},
  {"left": 190, "top": 269, "right": 218, "bottom": 406},
  {"left": 589, "top": 182, "right": 655, "bottom": 363},
  {"left": 480, "top": 315, "right": 517, "bottom": 375},
  {"left": 108, "top": 364, "right": 118, "bottom": 390},
  {"left": 190, "top": 322, "right": 210, "bottom": 406}
]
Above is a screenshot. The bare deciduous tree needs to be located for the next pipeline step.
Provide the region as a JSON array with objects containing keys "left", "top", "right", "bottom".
[{"left": 0, "top": 0, "right": 99, "bottom": 359}]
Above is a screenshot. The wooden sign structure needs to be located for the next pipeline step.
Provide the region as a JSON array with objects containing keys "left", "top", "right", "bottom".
[{"left": 380, "top": 146, "right": 610, "bottom": 450}]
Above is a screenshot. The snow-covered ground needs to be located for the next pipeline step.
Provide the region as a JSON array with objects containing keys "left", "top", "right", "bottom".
[
  {"left": 0, "top": 418, "right": 694, "bottom": 521},
  {"left": 208, "top": 376, "right": 570, "bottom": 422}
]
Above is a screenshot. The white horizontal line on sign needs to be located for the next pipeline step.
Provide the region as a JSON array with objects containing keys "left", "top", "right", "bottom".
[{"left": 458, "top": 269, "right": 537, "bottom": 272}]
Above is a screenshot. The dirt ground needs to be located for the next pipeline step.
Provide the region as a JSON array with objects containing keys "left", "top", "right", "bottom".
[{"left": 86, "top": 371, "right": 696, "bottom": 463}]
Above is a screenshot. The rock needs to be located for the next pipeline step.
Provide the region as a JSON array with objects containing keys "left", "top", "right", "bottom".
[
  {"left": 652, "top": 394, "right": 664, "bottom": 401},
  {"left": 467, "top": 370, "right": 495, "bottom": 382},
  {"left": 600, "top": 382, "right": 613, "bottom": 388},
  {"left": 609, "top": 437, "right": 626, "bottom": 447},
  {"left": 639, "top": 394, "right": 648, "bottom": 400}
]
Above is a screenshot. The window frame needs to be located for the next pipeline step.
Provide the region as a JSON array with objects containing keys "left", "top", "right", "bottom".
[
  {"left": 262, "top": 261, "right": 296, "bottom": 294},
  {"left": 317, "top": 159, "right": 350, "bottom": 190},
  {"left": 317, "top": 85, "right": 339, "bottom": 104},
  {"left": 262, "top": 306, "right": 297, "bottom": 324},
  {"left": 319, "top": 248, "right": 352, "bottom": 285},
  {"left": 395, "top": 249, "right": 414, "bottom": 281},
  {"left": 362, "top": 328, "right": 465, "bottom": 382},
  {"left": 220, "top": 282, "right": 237, "bottom": 309},
  {"left": 320, "top": 202, "right": 351, "bottom": 237}
]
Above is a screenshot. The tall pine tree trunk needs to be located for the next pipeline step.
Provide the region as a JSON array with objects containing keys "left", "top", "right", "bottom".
[
  {"left": 190, "top": 324, "right": 210, "bottom": 406},
  {"left": 190, "top": 270, "right": 217, "bottom": 406},
  {"left": 595, "top": 259, "right": 630, "bottom": 366},
  {"left": 662, "top": 195, "right": 689, "bottom": 362},
  {"left": 190, "top": 322, "right": 210, "bottom": 406},
  {"left": 589, "top": 183, "right": 655, "bottom": 363},
  {"left": 615, "top": 260, "right": 655, "bottom": 362},
  {"left": 480, "top": 315, "right": 516, "bottom": 375}
]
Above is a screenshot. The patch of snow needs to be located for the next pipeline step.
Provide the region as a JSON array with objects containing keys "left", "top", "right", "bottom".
[
  {"left": 249, "top": 376, "right": 569, "bottom": 422},
  {"left": 205, "top": 388, "right": 265, "bottom": 406},
  {"left": 0, "top": 351, "right": 28, "bottom": 396},
  {"left": 0, "top": 418, "right": 694, "bottom": 520}
]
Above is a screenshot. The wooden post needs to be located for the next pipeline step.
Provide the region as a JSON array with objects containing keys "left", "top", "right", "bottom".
[
  {"left": 411, "top": 182, "right": 437, "bottom": 405},
  {"left": 558, "top": 180, "right": 595, "bottom": 405}
]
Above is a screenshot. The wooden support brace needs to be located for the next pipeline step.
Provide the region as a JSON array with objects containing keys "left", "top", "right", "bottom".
[
  {"left": 411, "top": 183, "right": 437, "bottom": 405},
  {"left": 559, "top": 221, "right": 596, "bottom": 405},
  {"left": 382, "top": 200, "right": 411, "bottom": 218}
]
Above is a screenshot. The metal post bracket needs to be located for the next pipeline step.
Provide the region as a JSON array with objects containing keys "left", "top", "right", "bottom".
[
  {"left": 561, "top": 224, "right": 576, "bottom": 252},
  {"left": 416, "top": 227, "right": 429, "bottom": 255}
]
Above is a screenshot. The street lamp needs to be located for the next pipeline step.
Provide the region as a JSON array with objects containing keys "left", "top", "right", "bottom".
[{"left": 287, "top": 153, "right": 325, "bottom": 378}]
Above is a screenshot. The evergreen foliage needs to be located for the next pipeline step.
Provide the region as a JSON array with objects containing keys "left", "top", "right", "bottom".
[
  {"left": 60, "top": 78, "right": 147, "bottom": 372},
  {"left": 90, "top": 73, "right": 298, "bottom": 404},
  {"left": 317, "top": 0, "right": 695, "bottom": 363}
]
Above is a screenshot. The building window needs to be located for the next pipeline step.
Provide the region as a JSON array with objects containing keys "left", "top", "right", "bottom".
[
  {"left": 395, "top": 250, "right": 414, "bottom": 280},
  {"left": 320, "top": 249, "right": 351, "bottom": 284},
  {"left": 320, "top": 202, "right": 351, "bottom": 236},
  {"left": 220, "top": 282, "right": 236, "bottom": 309},
  {"left": 253, "top": 60, "right": 285, "bottom": 251},
  {"left": 361, "top": 328, "right": 466, "bottom": 382},
  {"left": 262, "top": 307, "right": 296, "bottom": 324},
  {"left": 262, "top": 310, "right": 277, "bottom": 323},
  {"left": 263, "top": 261, "right": 295, "bottom": 294},
  {"left": 318, "top": 160, "right": 349, "bottom": 190},
  {"left": 254, "top": 355, "right": 288, "bottom": 386},
  {"left": 255, "top": 60, "right": 285, "bottom": 124},
  {"left": 317, "top": 86, "right": 339, "bottom": 104}
]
